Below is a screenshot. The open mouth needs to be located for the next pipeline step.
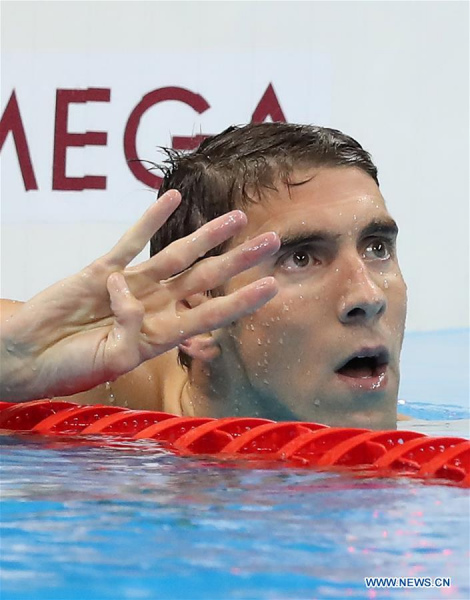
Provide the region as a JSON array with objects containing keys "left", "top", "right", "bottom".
[{"left": 335, "top": 349, "right": 389, "bottom": 380}]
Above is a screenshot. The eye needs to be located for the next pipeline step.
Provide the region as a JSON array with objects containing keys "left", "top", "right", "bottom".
[
  {"left": 363, "top": 239, "right": 392, "bottom": 261},
  {"left": 279, "top": 248, "right": 319, "bottom": 271}
]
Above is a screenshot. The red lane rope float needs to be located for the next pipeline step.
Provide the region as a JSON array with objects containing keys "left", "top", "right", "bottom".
[
  {"left": 0, "top": 400, "right": 79, "bottom": 431},
  {"left": 0, "top": 400, "right": 469, "bottom": 487}
]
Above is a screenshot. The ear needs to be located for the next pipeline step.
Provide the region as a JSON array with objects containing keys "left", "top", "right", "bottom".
[
  {"left": 177, "top": 292, "right": 222, "bottom": 363},
  {"left": 179, "top": 334, "right": 222, "bottom": 363}
]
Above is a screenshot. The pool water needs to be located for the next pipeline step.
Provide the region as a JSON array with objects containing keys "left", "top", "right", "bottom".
[
  {"left": 398, "top": 329, "right": 469, "bottom": 424},
  {"left": 1, "top": 330, "right": 469, "bottom": 600}
]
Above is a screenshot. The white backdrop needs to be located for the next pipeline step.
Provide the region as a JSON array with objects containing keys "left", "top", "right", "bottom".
[{"left": 1, "top": 1, "right": 468, "bottom": 332}]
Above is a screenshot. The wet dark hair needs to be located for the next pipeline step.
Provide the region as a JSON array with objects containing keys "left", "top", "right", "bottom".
[{"left": 149, "top": 122, "right": 379, "bottom": 367}]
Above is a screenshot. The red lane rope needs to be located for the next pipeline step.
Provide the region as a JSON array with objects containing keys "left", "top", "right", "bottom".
[{"left": 1, "top": 400, "right": 468, "bottom": 487}]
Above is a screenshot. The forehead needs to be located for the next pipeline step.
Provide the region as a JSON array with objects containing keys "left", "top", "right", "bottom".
[{"left": 239, "top": 166, "right": 390, "bottom": 238}]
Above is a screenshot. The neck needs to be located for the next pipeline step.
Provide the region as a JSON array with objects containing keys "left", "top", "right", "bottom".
[
  {"left": 178, "top": 358, "right": 397, "bottom": 429},
  {"left": 179, "top": 355, "right": 317, "bottom": 422},
  {"left": 180, "top": 355, "right": 266, "bottom": 418}
]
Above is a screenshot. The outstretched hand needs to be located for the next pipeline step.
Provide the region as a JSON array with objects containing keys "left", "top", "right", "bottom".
[{"left": 1, "top": 191, "right": 280, "bottom": 401}]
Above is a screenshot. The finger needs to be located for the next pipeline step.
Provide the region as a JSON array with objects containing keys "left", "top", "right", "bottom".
[
  {"left": 105, "top": 272, "right": 145, "bottom": 376},
  {"left": 139, "top": 210, "right": 248, "bottom": 280},
  {"left": 105, "top": 190, "right": 182, "bottom": 268},
  {"left": 174, "top": 276, "right": 279, "bottom": 339},
  {"left": 166, "top": 232, "right": 280, "bottom": 299}
]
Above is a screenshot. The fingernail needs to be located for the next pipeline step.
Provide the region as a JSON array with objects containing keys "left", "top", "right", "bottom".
[
  {"left": 220, "top": 210, "right": 246, "bottom": 227},
  {"left": 161, "top": 190, "right": 181, "bottom": 203},
  {"left": 243, "top": 232, "right": 278, "bottom": 253},
  {"left": 255, "top": 277, "right": 276, "bottom": 290}
]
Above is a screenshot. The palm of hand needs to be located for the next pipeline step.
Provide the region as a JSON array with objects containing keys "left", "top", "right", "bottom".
[{"left": 2, "top": 191, "right": 279, "bottom": 399}]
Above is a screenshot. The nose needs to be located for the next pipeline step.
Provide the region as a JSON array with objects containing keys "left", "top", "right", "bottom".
[{"left": 338, "top": 261, "right": 387, "bottom": 325}]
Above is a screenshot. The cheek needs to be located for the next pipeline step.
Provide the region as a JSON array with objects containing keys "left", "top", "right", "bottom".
[
  {"left": 224, "top": 266, "right": 265, "bottom": 295},
  {"left": 233, "top": 306, "right": 290, "bottom": 359},
  {"left": 385, "top": 273, "right": 408, "bottom": 333},
  {"left": 390, "top": 271, "right": 407, "bottom": 308},
  {"left": 236, "top": 290, "right": 326, "bottom": 357}
]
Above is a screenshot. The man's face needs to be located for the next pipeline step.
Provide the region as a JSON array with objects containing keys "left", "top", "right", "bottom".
[{"left": 220, "top": 166, "right": 407, "bottom": 428}]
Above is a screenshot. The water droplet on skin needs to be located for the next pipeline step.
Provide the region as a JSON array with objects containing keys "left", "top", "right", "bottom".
[
  {"left": 249, "top": 324, "right": 255, "bottom": 331},
  {"left": 314, "top": 399, "right": 321, "bottom": 407},
  {"left": 279, "top": 338, "right": 284, "bottom": 345},
  {"left": 262, "top": 379, "right": 269, "bottom": 384},
  {"left": 105, "top": 381, "right": 115, "bottom": 404},
  {"left": 257, "top": 338, "right": 262, "bottom": 345},
  {"left": 179, "top": 330, "right": 185, "bottom": 335},
  {"left": 353, "top": 214, "right": 357, "bottom": 221},
  {"left": 371, "top": 372, "right": 386, "bottom": 390},
  {"left": 384, "top": 280, "right": 389, "bottom": 289}
]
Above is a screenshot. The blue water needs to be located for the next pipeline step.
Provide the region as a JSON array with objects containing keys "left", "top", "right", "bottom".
[
  {"left": 1, "top": 330, "right": 469, "bottom": 600},
  {"left": 399, "top": 329, "right": 469, "bottom": 422}
]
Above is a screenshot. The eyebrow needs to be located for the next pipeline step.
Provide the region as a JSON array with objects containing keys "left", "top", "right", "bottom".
[
  {"left": 360, "top": 218, "right": 399, "bottom": 239},
  {"left": 277, "top": 219, "right": 399, "bottom": 251}
]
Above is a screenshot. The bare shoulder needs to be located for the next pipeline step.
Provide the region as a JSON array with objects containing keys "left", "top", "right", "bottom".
[
  {"left": 55, "top": 359, "right": 162, "bottom": 410},
  {"left": 0, "top": 299, "right": 23, "bottom": 319},
  {"left": 56, "top": 350, "right": 185, "bottom": 413}
]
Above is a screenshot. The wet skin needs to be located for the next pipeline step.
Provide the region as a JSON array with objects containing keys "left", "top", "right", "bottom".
[{"left": 205, "top": 167, "right": 407, "bottom": 429}]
